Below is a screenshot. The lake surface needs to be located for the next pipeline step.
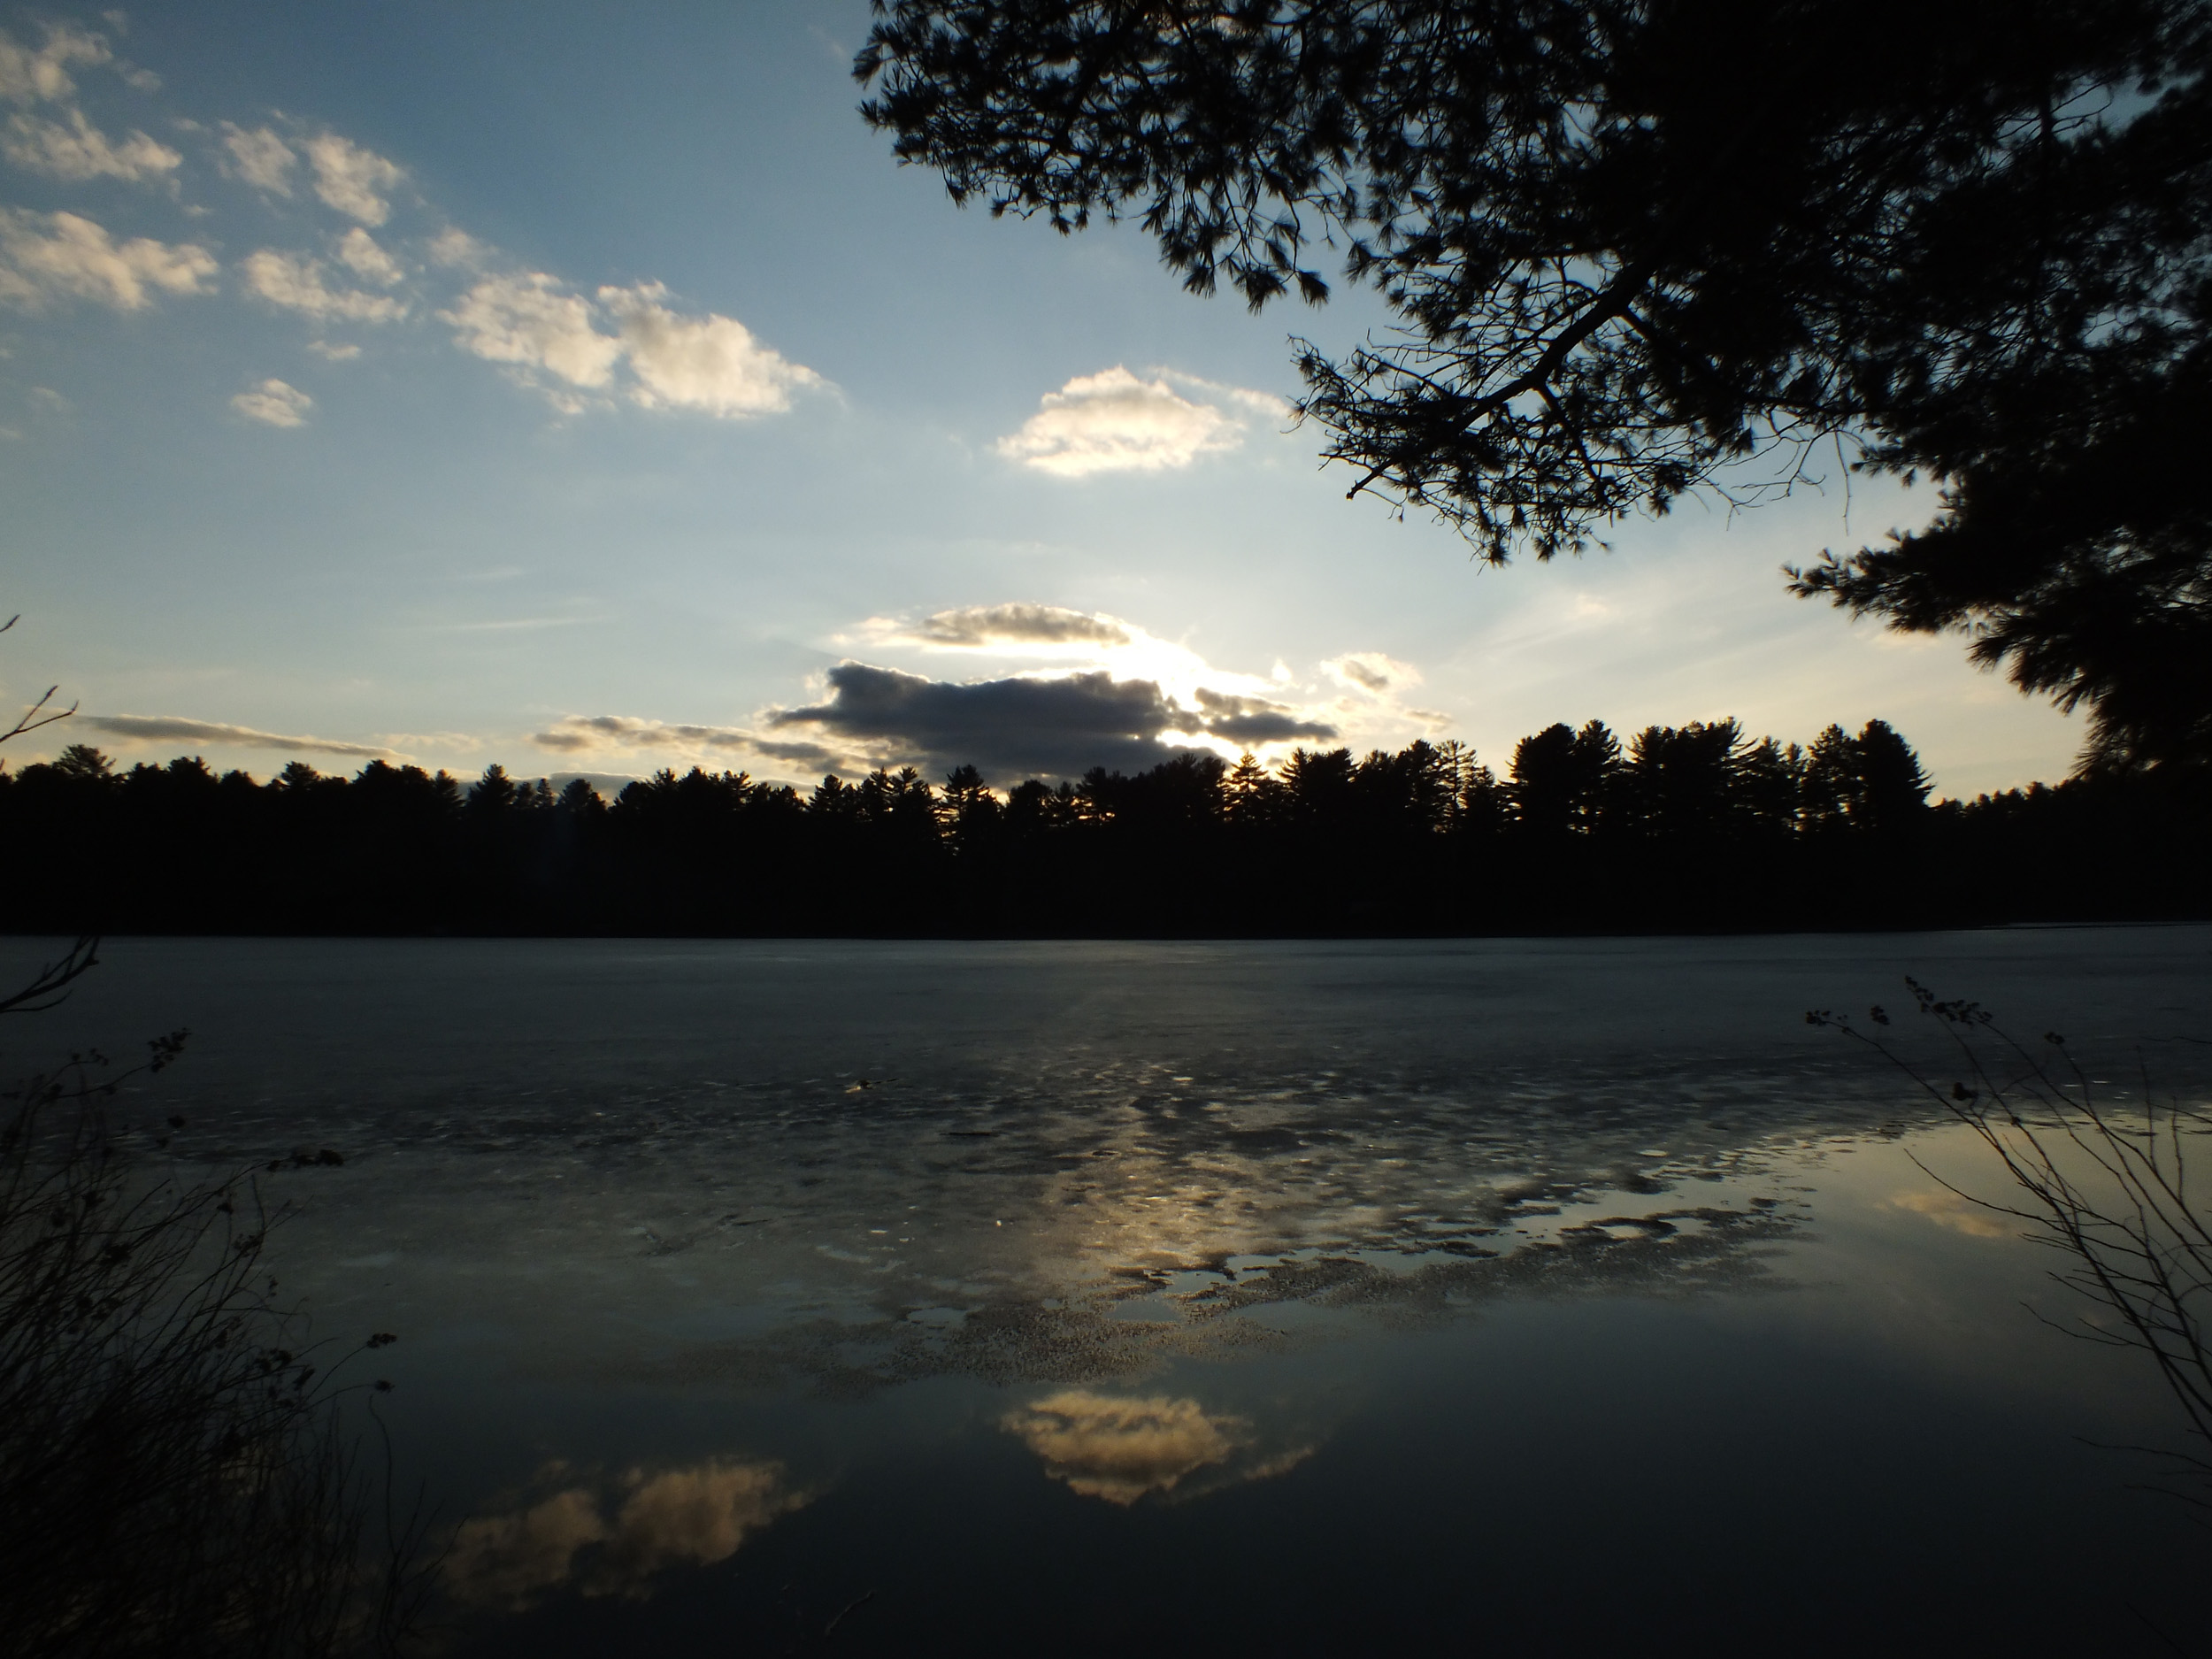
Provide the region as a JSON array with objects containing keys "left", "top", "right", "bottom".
[{"left": 12, "top": 929, "right": 2211, "bottom": 1653}]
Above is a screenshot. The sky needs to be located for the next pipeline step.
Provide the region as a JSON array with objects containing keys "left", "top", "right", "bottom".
[{"left": 0, "top": 1, "right": 2084, "bottom": 799}]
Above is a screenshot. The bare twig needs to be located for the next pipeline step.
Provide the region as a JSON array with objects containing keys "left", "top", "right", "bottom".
[
  {"left": 1809, "top": 980, "right": 2212, "bottom": 1507},
  {"left": 0, "top": 935, "right": 100, "bottom": 1016}
]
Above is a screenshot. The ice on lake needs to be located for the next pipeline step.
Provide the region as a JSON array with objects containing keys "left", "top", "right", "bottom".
[{"left": 14, "top": 928, "right": 2210, "bottom": 1653}]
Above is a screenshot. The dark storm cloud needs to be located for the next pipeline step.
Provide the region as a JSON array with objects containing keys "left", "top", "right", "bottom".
[
  {"left": 770, "top": 662, "right": 1184, "bottom": 781},
  {"left": 748, "top": 736, "right": 840, "bottom": 768},
  {"left": 1191, "top": 688, "right": 1337, "bottom": 745}
]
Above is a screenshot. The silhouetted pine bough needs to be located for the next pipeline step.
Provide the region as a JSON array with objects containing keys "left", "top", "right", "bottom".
[
  {"left": 4, "top": 717, "right": 2207, "bottom": 935},
  {"left": 0, "top": 1043, "right": 428, "bottom": 1657},
  {"left": 1810, "top": 985, "right": 2211, "bottom": 1514}
]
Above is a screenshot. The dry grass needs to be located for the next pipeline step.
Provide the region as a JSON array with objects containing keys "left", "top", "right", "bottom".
[{"left": 0, "top": 1041, "right": 426, "bottom": 1657}]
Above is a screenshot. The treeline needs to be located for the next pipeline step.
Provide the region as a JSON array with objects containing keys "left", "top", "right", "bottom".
[{"left": 4, "top": 718, "right": 2207, "bottom": 935}]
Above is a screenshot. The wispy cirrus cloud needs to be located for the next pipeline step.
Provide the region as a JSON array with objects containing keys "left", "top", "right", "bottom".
[
  {"left": 996, "top": 366, "right": 1284, "bottom": 477},
  {"left": 81, "top": 714, "right": 402, "bottom": 759}
]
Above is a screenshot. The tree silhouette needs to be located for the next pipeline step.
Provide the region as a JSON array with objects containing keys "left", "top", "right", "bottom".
[
  {"left": 857, "top": 1, "right": 2212, "bottom": 767},
  {"left": 2, "top": 718, "right": 2204, "bottom": 934}
]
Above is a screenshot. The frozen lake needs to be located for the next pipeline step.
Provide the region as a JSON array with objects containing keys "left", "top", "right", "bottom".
[{"left": 12, "top": 929, "right": 2210, "bottom": 1652}]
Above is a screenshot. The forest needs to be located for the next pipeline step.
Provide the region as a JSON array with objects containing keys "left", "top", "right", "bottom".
[{"left": 4, "top": 718, "right": 2205, "bottom": 936}]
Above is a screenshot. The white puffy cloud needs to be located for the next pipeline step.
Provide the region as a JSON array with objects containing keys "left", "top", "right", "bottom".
[
  {"left": 230, "top": 378, "right": 312, "bottom": 427},
  {"left": 426, "top": 226, "right": 489, "bottom": 269},
  {"left": 0, "top": 209, "right": 216, "bottom": 310},
  {"left": 442, "top": 273, "right": 623, "bottom": 394},
  {"left": 334, "top": 227, "right": 403, "bottom": 285},
  {"left": 220, "top": 121, "right": 296, "bottom": 193},
  {"left": 600, "top": 283, "right": 820, "bottom": 417},
  {"left": 996, "top": 365, "right": 1260, "bottom": 476},
  {"left": 3, "top": 105, "right": 179, "bottom": 180},
  {"left": 304, "top": 132, "right": 403, "bottom": 224},
  {"left": 0, "top": 22, "right": 112, "bottom": 105},
  {"left": 240, "top": 248, "right": 405, "bottom": 322},
  {"left": 442, "top": 273, "right": 820, "bottom": 419}
]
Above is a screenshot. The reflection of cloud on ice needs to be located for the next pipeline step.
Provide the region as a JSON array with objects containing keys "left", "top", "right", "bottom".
[
  {"left": 1003, "top": 1391, "right": 1238, "bottom": 1504},
  {"left": 1002, "top": 1389, "right": 1311, "bottom": 1507},
  {"left": 586, "top": 1463, "right": 795, "bottom": 1597},
  {"left": 1886, "top": 1189, "right": 2012, "bottom": 1239},
  {"left": 443, "top": 1487, "right": 606, "bottom": 1610},
  {"left": 443, "top": 1458, "right": 803, "bottom": 1610}
]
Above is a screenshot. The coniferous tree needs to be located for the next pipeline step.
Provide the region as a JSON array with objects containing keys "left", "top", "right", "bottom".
[{"left": 857, "top": 1, "right": 2212, "bottom": 768}]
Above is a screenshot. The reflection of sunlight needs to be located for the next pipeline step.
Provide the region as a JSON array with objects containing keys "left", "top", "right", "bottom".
[
  {"left": 1002, "top": 1390, "right": 1240, "bottom": 1504},
  {"left": 1888, "top": 1189, "right": 2014, "bottom": 1240},
  {"left": 444, "top": 1458, "right": 803, "bottom": 1610}
]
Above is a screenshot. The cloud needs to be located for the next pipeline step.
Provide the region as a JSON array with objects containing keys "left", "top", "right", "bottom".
[
  {"left": 231, "top": 378, "right": 311, "bottom": 426},
  {"left": 81, "top": 714, "right": 397, "bottom": 758},
  {"left": 996, "top": 365, "right": 1261, "bottom": 476},
  {"left": 426, "top": 226, "right": 488, "bottom": 269},
  {"left": 0, "top": 22, "right": 112, "bottom": 106},
  {"left": 443, "top": 1460, "right": 803, "bottom": 1612},
  {"left": 526, "top": 714, "right": 841, "bottom": 778},
  {"left": 894, "top": 603, "right": 1133, "bottom": 650},
  {"left": 1324, "top": 652, "right": 1421, "bottom": 695},
  {"left": 334, "top": 227, "right": 403, "bottom": 285},
  {"left": 442, "top": 273, "right": 822, "bottom": 419},
  {"left": 306, "top": 340, "right": 361, "bottom": 361},
  {"left": 240, "top": 248, "right": 405, "bottom": 323},
  {"left": 747, "top": 736, "right": 841, "bottom": 768},
  {"left": 3, "top": 105, "right": 179, "bottom": 180},
  {"left": 600, "top": 282, "right": 820, "bottom": 417},
  {"left": 442, "top": 1487, "right": 605, "bottom": 1612},
  {"left": 1887, "top": 1189, "right": 2012, "bottom": 1240},
  {"left": 530, "top": 714, "right": 757, "bottom": 757},
  {"left": 0, "top": 209, "right": 216, "bottom": 309},
  {"left": 769, "top": 662, "right": 1187, "bottom": 780},
  {"left": 1001, "top": 1392, "right": 1240, "bottom": 1505},
  {"left": 219, "top": 122, "right": 295, "bottom": 193},
  {"left": 1190, "top": 687, "right": 1337, "bottom": 745},
  {"left": 442, "top": 272, "right": 623, "bottom": 395},
  {"left": 304, "top": 132, "right": 403, "bottom": 224},
  {"left": 831, "top": 603, "right": 1374, "bottom": 763}
]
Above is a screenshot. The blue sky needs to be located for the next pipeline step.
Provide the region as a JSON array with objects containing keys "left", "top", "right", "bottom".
[{"left": 0, "top": 1, "right": 2080, "bottom": 795}]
